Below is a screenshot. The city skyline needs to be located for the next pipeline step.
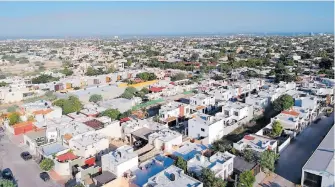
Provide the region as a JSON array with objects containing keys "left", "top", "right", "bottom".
[{"left": 0, "top": 1, "right": 334, "bottom": 38}]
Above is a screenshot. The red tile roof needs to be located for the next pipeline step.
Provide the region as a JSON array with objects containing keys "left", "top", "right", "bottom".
[
  {"left": 84, "top": 119, "right": 104, "bottom": 130},
  {"left": 244, "top": 135, "right": 255, "bottom": 141},
  {"left": 149, "top": 86, "right": 165, "bottom": 93},
  {"left": 281, "top": 110, "right": 300, "bottom": 117},
  {"left": 120, "top": 117, "right": 131, "bottom": 123},
  {"left": 56, "top": 152, "right": 78, "bottom": 162}
]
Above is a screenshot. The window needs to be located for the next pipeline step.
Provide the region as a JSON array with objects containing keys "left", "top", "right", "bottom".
[
  {"left": 234, "top": 112, "right": 239, "bottom": 116},
  {"left": 224, "top": 110, "right": 230, "bottom": 116},
  {"left": 201, "top": 128, "right": 205, "bottom": 132},
  {"left": 186, "top": 108, "right": 190, "bottom": 114},
  {"left": 229, "top": 163, "right": 232, "bottom": 171}
]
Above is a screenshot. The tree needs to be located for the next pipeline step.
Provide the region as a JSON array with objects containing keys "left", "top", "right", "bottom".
[
  {"left": 0, "top": 81, "right": 7, "bottom": 87},
  {"left": 140, "top": 87, "right": 149, "bottom": 94},
  {"left": 260, "top": 150, "right": 278, "bottom": 173},
  {"left": 273, "top": 94, "right": 294, "bottom": 111},
  {"left": 73, "top": 183, "right": 85, "bottom": 187},
  {"left": 242, "top": 149, "right": 255, "bottom": 162},
  {"left": 61, "top": 67, "right": 73, "bottom": 76},
  {"left": 190, "top": 53, "right": 199, "bottom": 61},
  {"left": 53, "top": 96, "right": 83, "bottom": 114},
  {"left": 211, "top": 139, "right": 232, "bottom": 153},
  {"left": 100, "top": 109, "right": 121, "bottom": 120},
  {"left": 107, "top": 66, "right": 116, "bottom": 73},
  {"left": 8, "top": 112, "right": 21, "bottom": 126},
  {"left": 200, "top": 168, "right": 227, "bottom": 187},
  {"left": 271, "top": 121, "right": 283, "bottom": 137},
  {"left": 0, "top": 179, "right": 15, "bottom": 187},
  {"left": 319, "top": 58, "right": 333, "bottom": 69},
  {"left": 31, "top": 74, "right": 59, "bottom": 84},
  {"left": 89, "top": 94, "right": 103, "bottom": 103},
  {"left": 40, "top": 158, "right": 54, "bottom": 171},
  {"left": 238, "top": 170, "right": 255, "bottom": 187},
  {"left": 174, "top": 156, "right": 187, "bottom": 172},
  {"left": 136, "top": 72, "right": 157, "bottom": 81},
  {"left": 171, "top": 73, "right": 186, "bottom": 81},
  {"left": 120, "top": 87, "right": 137, "bottom": 99},
  {"left": 125, "top": 60, "right": 132, "bottom": 67}
]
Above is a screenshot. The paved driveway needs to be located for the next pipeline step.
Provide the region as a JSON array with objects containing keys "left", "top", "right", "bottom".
[
  {"left": 0, "top": 132, "right": 60, "bottom": 187},
  {"left": 275, "top": 112, "right": 334, "bottom": 184}
]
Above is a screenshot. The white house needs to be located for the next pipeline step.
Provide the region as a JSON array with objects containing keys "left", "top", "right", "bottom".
[
  {"left": 159, "top": 101, "right": 191, "bottom": 124},
  {"left": 143, "top": 165, "right": 203, "bottom": 187},
  {"left": 245, "top": 95, "right": 270, "bottom": 111},
  {"left": 301, "top": 126, "right": 334, "bottom": 187},
  {"left": 233, "top": 134, "right": 277, "bottom": 153},
  {"left": 187, "top": 151, "right": 235, "bottom": 179},
  {"left": 101, "top": 145, "right": 138, "bottom": 177},
  {"left": 190, "top": 94, "right": 216, "bottom": 113},
  {"left": 221, "top": 102, "right": 253, "bottom": 123},
  {"left": 207, "top": 88, "right": 233, "bottom": 101},
  {"left": 148, "top": 128, "right": 183, "bottom": 152},
  {"left": 188, "top": 114, "right": 224, "bottom": 144},
  {"left": 69, "top": 131, "right": 109, "bottom": 158}
]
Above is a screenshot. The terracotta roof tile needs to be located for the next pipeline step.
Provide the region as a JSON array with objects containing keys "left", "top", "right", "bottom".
[{"left": 281, "top": 110, "right": 300, "bottom": 117}]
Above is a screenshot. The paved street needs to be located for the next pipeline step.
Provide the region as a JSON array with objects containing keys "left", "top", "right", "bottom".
[
  {"left": 0, "top": 131, "right": 60, "bottom": 187},
  {"left": 275, "top": 112, "right": 334, "bottom": 184}
]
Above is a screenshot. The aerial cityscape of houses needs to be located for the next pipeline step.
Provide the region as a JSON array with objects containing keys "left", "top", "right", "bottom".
[{"left": 0, "top": 18, "right": 334, "bottom": 187}]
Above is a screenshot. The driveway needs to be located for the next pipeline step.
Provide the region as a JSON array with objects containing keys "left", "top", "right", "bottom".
[
  {"left": 0, "top": 132, "right": 60, "bottom": 187},
  {"left": 275, "top": 112, "right": 334, "bottom": 184}
]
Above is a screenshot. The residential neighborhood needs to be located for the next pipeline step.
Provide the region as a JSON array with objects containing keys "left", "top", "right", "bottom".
[{"left": 0, "top": 2, "right": 334, "bottom": 187}]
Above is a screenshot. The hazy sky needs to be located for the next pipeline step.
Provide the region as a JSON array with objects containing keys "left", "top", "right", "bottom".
[{"left": 0, "top": 1, "right": 333, "bottom": 37}]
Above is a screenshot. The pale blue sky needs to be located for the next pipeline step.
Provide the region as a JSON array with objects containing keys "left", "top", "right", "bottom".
[{"left": 0, "top": 2, "right": 333, "bottom": 37}]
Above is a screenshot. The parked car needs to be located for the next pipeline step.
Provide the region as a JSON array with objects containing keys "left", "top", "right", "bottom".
[
  {"left": 20, "top": 151, "right": 32, "bottom": 161},
  {"left": 39, "top": 172, "right": 50, "bottom": 182},
  {"left": 2, "top": 168, "right": 14, "bottom": 181}
]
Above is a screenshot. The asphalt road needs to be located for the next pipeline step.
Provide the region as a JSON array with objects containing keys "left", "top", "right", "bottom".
[
  {"left": 0, "top": 132, "right": 59, "bottom": 187},
  {"left": 275, "top": 112, "right": 334, "bottom": 184}
]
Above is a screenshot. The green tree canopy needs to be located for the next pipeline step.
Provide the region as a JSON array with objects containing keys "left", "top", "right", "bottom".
[
  {"left": 211, "top": 139, "right": 232, "bottom": 153},
  {"left": 271, "top": 121, "right": 283, "bottom": 137},
  {"left": 238, "top": 170, "right": 255, "bottom": 187},
  {"left": 242, "top": 149, "right": 255, "bottom": 162},
  {"left": 174, "top": 156, "right": 187, "bottom": 172},
  {"left": 89, "top": 94, "right": 103, "bottom": 103},
  {"left": 199, "top": 168, "right": 227, "bottom": 187},
  {"left": 260, "top": 150, "right": 278, "bottom": 173},
  {"left": 120, "top": 87, "right": 137, "bottom": 99},
  {"left": 100, "top": 109, "right": 121, "bottom": 120},
  {"left": 8, "top": 112, "right": 21, "bottom": 126},
  {"left": 31, "top": 74, "right": 59, "bottom": 84},
  {"left": 171, "top": 73, "right": 186, "bottom": 81},
  {"left": 0, "top": 81, "right": 8, "bottom": 87},
  {"left": 273, "top": 94, "right": 294, "bottom": 111},
  {"left": 61, "top": 67, "right": 73, "bottom": 76},
  {"left": 0, "top": 179, "right": 16, "bottom": 187},
  {"left": 53, "top": 96, "right": 83, "bottom": 114},
  {"left": 319, "top": 58, "right": 333, "bottom": 69},
  {"left": 136, "top": 72, "right": 157, "bottom": 81},
  {"left": 39, "top": 158, "right": 55, "bottom": 171}
]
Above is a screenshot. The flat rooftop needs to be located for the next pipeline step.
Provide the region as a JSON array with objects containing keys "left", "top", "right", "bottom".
[
  {"left": 144, "top": 165, "right": 202, "bottom": 187},
  {"left": 133, "top": 155, "right": 174, "bottom": 186},
  {"left": 173, "top": 143, "right": 208, "bottom": 161},
  {"left": 303, "top": 125, "right": 334, "bottom": 176}
]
